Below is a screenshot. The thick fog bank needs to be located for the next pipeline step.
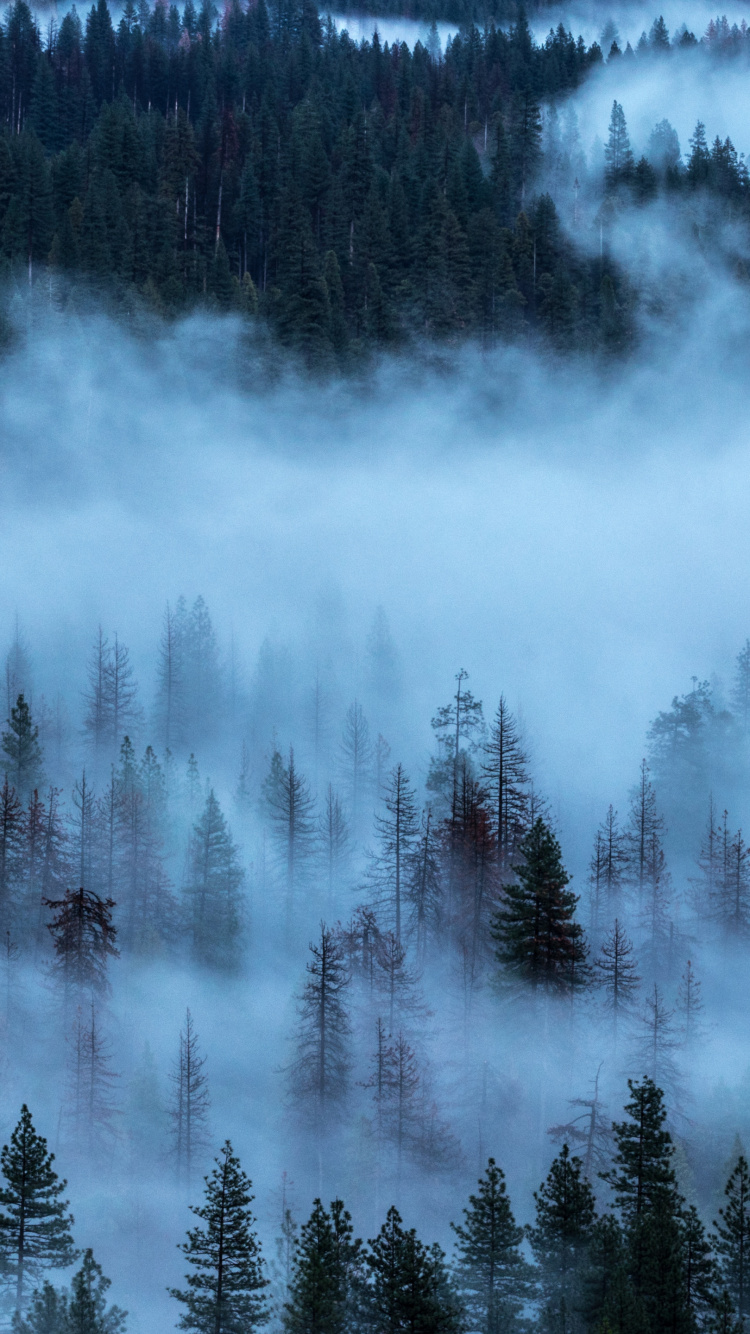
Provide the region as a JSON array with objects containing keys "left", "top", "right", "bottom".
[{"left": 1, "top": 304, "right": 749, "bottom": 837}]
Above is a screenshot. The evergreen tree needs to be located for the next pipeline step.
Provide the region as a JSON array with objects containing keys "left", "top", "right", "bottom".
[
  {"left": 452, "top": 1158, "right": 529, "bottom": 1333},
  {"left": 45, "top": 887, "right": 119, "bottom": 1000},
  {"left": 2, "top": 695, "right": 43, "bottom": 800},
  {"left": 365, "top": 1207, "right": 461, "bottom": 1334},
  {"left": 491, "top": 818, "right": 587, "bottom": 993},
  {"left": 290, "top": 924, "right": 350, "bottom": 1122},
  {"left": 339, "top": 702, "right": 374, "bottom": 833},
  {"left": 714, "top": 1156, "right": 750, "bottom": 1326},
  {"left": 65, "top": 1249, "right": 126, "bottom": 1334},
  {"left": 604, "top": 101, "right": 634, "bottom": 187},
  {"left": 170, "top": 1141, "right": 268, "bottom": 1334},
  {"left": 528, "top": 1145, "right": 596, "bottom": 1334},
  {"left": 262, "top": 747, "right": 316, "bottom": 927},
  {"left": 283, "top": 1198, "right": 361, "bottom": 1334},
  {"left": 594, "top": 918, "right": 640, "bottom": 1047},
  {"left": 186, "top": 790, "right": 244, "bottom": 971},
  {"left": 0, "top": 1106, "right": 76, "bottom": 1312},
  {"left": 169, "top": 1008, "right": 211, "bottom": 1190},
  {"left": 364, "top": 765, "right": 419, "bottom": 944},
  {"left": 587, "top": 806, "right": 627, "bottom": 932},
  {"left": 481, "top": 696, "right": 529, "bottom": 869}
]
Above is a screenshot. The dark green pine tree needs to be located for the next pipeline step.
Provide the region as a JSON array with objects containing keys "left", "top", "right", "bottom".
[
  {"left": 170, "top": 1141, "right": 268, "bottom": 1334},
  {"left": 528, "top": 1144, "right": 596, "bottom": 1334},
  {"left": 283, "top": 1198, "right": 362, "bottom": 1334},
  {"left": 64, "top": 1249, "right": 127, "bottom": 1334},
  {"left": 713, "top": 1156, "right": 750, "bottom": 1325},
  {"left": 491, "top": 818, "right": 587, "bottom": 992},
  {"left": 451, "top": 1157, "right": 529, "bottom": 1333},
  {"left": 0, "top": 1106, "right": 77, "bottom": 1312},
  {"left": 601, "top": 1078, "right": 692, "bottom": 1333},
  {"left": 187, "top": 789, "right": 245, "bottom": 971},
  {"left": 2, "top": 695, "right": 44, "bottom": 800},
  {"left": 365, "top": 1207, "right": 461, "bottom": 1334}
]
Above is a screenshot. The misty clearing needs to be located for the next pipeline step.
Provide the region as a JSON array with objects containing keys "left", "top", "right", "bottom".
[{"left": 2, "top": 0, "right": 750, "bottom": 1331}]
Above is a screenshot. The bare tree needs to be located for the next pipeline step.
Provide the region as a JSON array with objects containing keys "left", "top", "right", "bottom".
[
  {"left": 339, "top": 701, "right": 374, "bottom": 832},
  {"left": 364, "top": 765, "right": 419, "bottom": 944},
  {"left": 594, "top": 918, "right": 640, "bottom": 1049},
  {"left": 169, "top": 1007, "right": 211, "bottom": 1189},
  {"left": 289, "top": 923, "right": 351, "bottom": 1126}
]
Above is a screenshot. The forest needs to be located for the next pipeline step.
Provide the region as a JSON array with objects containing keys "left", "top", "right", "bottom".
[
  {"left": 1, "top": 596, "right": 750, "bottom": 1334},
  {"left": 0, "top": 0, "right": 748, "bottom": 365}
]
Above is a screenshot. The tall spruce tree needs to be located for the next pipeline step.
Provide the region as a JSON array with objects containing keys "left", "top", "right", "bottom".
[
  {"left": 0, "top": 1106, "right": 76, "bottom": 1312},
  {"left": 170, "top": 1141, "right": 268, "bottom": 1334}
]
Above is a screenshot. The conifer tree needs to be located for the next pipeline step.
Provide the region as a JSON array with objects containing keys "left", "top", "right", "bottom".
[
  {"left": 45, "top": 886, "right": 118, "bottom": 1000},
  {"left": 262, "top": 747, "right": 316, "bottom": 925},
  {"left": 186, "top": 789, "right": 244, "bottom": 971},
  {"left": 0, "top": 1106, "right": 76, "bottom": 1311},
  {"left": 491, "top": 819, "right": 587, "bottom": 993},
  {"left": 0, "top": 777, "right": 23, "bottom": 929},
  {"left": 64, "top": 1002, "right": 119, "bottom": 1158},
  {"left": 169, "top": 1008, "right": 211, "bottom": 1190},
  {"left": 339, "top": 701, "right": 374, "bottom": 832},
  {"left": 528, "top": 1145, "right": 596, "bottom": 1333},
  {"left": 595, "top": 919, "right": 640, "bottom": 1047},
  {"left": 64, "top": 1249, "right": 127, "bottom": 1334},
  {"left": 587, "top": 806, "right": 627, "bottom": 932},
  {"left": 481, "top": 696, "right": 529, "bottom": 867},
  {"left": 290, "top": 924, "right": 350, "bottom": 1122},
  {"left": 170, "top": 1141, "right": 268, "bottom": 1334},
  {"left": 317, "top": 785, "right": 350, "bottom": 912},
  {"left": 2, "top": 695, "right": 43, "bottom": 800},
  {"left": 714, "top": 1156, "right": 750, "bottom": 1326},
  {"left": 452, "top": 1157, "right": 529, "bottom": 1334},
  {"left": 407, "top": 811, "right": 442, "bottom": 964},
  {"left": 283, "top": 1198, "right": 362, "bottom": 1334},
  {"left": 365, "top": 1207, "right": 461, "bottom": 1334},
  {"left": 364, "top": 765, "right": 419, "bottom": 944}
]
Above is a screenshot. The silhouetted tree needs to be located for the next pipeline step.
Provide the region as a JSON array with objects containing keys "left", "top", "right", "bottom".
[
  {"left": 0, "top": 1105, "right": 76, "bottom": 1312},
  {"left": 170, "top": 1141, "right": 268, "bottom": 1334}
]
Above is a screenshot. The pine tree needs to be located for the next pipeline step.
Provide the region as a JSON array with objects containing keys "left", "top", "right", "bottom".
[
  {"left": 732, "top": 641, "right": 750, "bottom": 734},
  {"left": 0, "top": 777, "right": 23, "bottom": 930},
  {"left": 365, "top": 1207, "right": 461, "bottom": 1334},
  {"left": 528, "top": 1144, "right": 596, "bottom": 1333},
  {"left": 632, "top": 985, "right": 682, "bottom": 1102},
  {"left": 451, "top": 1158, "right": 529, "bottom": 1334},
  {"left": 64, "top": 1249, "right": 126, "bottom": 1334},
  {"left": 491, "top": 819, "right": 587, "bottom": 993},
  {"left": 290, "top": 924, "right": 350, "bottom": 1122},
  {"left": 0, "top": 1106, "right": 76, "bottom": 1312},
  {"left": 713, "top": 1156, "right": 750, "bottom": 1325},
  {"left": 587, "top": 806, "right": 627, "bottom": 932},
  {"left": 481, "top": 696, "right": 529, "bottom": 869},
  {"left": 169, "top": 1008, "right": 211, "bottom": 1190},
  {"left": 64, "top": 1002, "right": 119, "bottom": 1157},
  {"left": 45, "top": 887, "right": 118, "bottom": 1000},
  {"left": 317, "top": 785, "right": 350, "bottom": 913},
  {"left": 594, "top": 919, "right": 640, "bottom": 1047},
  {"left": 406, "top": 811, "right": 442, "bottom": 964},
  {"left": 339, "top": 701, "right": 374, "bottom": 832},
  {"left": 2, "top": 695, "right": 43, "bottom": 800},
  {"left": 283, "top": 1198, "right": 362, "bottom": 1334},
  {"left": 170, "top": 1141, "right": 268, "bottom": 1334},
  {"left": 364, "top": 765, "right": 419, "bottom": 944},
  {"left": 427, "top": 670, "right": 484, "bottom": 824},
  {"left": 604, "top": 101, "right": 634, "bottom": 187},
  {"left": 153, "top": 602, "right": 186, "bottom": 752},
  {"left": 186, "top": 790, "right": 244, "bottom": 971},
  {"left": 677, "top": 960, "right": 705, "bottom": 1049},
  {"left": 262, "top": 747, "right": 316, "bottom": 926}
]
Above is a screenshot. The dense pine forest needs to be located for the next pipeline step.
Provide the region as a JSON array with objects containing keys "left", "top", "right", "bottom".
[
  {"left": 0, "top": 0, "right": 749, "bottom": 365},
  {"left": 2, "top": 600, "right": 750, "bottom": 1331}
]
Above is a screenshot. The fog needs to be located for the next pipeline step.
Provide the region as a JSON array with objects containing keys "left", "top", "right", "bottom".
[{"left": 4, "top": 8, "right": 750, "bottom": 1330}]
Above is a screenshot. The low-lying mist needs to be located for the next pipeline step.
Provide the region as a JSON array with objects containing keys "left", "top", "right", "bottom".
[{"left": 2, "top": 262, "right": 750, "bottom": 1332}]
